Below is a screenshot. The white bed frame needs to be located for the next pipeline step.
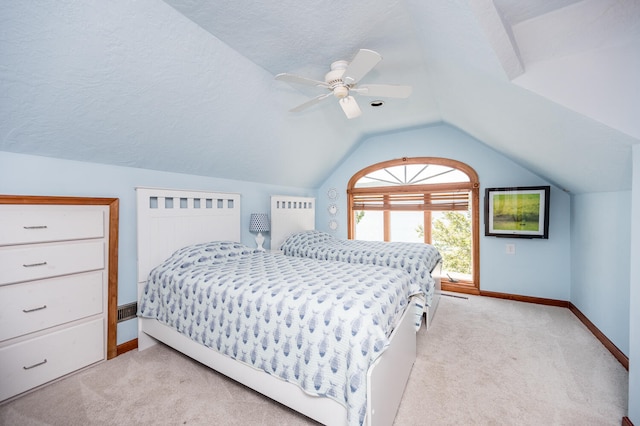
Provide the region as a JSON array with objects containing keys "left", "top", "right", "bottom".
[
  {"left": 270, "top": 194, "right": 442, "bottom": 329},
  {"left": 137, "top": 187, "right": 417, "bottom": 426}
]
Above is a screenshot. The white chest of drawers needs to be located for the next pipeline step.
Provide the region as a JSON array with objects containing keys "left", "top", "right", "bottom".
[{"left": 0, "top": 203, "right": 110, "bottom": 402}]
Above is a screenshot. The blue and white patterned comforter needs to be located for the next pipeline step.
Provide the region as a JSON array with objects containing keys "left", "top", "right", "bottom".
[
  {"left": 280, "top": 230, "right": 442, "bottom": 306},
  {"left": 138, "top": 241, "right": 421, "bottom": 426}
]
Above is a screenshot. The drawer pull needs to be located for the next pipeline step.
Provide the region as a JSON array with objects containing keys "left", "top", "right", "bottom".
[
  {"left": 23, "top": 225, "right": 48, "bottom": 229},
  {"left": 23, "top": 305, "right": 47, "bottom": 313},
  {"left": 22, "top": 261, "right": 48, "bottom": 268},
  {"left": 23, "top": 359, "right": 48, "bottom": 370}
]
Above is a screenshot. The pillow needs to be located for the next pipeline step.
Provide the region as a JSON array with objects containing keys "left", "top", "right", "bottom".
[
  {"left": 166, "top": 241, "right": 256, "bottom": 268},
  {"left": 281, "top": 230, "right": 333, "bottom": 250}
]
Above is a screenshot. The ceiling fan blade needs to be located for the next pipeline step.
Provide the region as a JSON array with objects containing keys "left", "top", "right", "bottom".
[
  {"left": 353, "top": 84, "right": 413, "bottom": 98},
  {"left": 339, "top": 96, "right": 362, "bottom": 119},
  {"left": 342, "top": 49, "right": 382, "bottom": 85},
  {"left": 289, "top": 93, "right": 332, "bottom": 112},
  {"left": 275, "top": 73, "right": 329, "bottom": 88}
]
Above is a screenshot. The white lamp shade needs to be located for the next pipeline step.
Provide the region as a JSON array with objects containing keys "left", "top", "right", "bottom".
[{"left": 249, "top": 213, "right": 270, "bottom": 233}]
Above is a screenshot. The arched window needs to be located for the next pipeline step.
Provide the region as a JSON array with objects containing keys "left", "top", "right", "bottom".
[{"left": 347, "top": 157, "right": 480, "bottom": 293}]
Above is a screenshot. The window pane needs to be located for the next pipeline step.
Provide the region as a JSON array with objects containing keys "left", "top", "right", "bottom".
[
  {"left": 354, "top": 210, "right": 384, "bottom": 241},
  {"left": 389, "top": 211, "right": 424, "bottom": 243},
  {"left": 431, "top": 210, "right": 472, "bottom": 281},
  {"left": 355, "top": 164, "right": 469, "bottom": 188}
]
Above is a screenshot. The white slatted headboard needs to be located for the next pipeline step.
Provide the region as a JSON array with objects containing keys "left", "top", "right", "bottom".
[
  {"left": 136, "top": 187, "right": 241, "bottom": 284},
  {"left": 270, "top": 195, "right": 315, "bottom": 250}
]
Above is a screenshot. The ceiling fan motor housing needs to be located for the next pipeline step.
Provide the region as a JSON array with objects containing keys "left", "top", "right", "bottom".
[{"left": 326, "top": 60, "right": 350, "bottom": 98}]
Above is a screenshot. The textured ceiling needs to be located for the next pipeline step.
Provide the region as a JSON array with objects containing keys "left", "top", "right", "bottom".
[
  {"left": 1, "top": 0, "right": 638, "bottom": 193},
  {"left": 493, "top": 0, "right": 584, "bottom": 24}
]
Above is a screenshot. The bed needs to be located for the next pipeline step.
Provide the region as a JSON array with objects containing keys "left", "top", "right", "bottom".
[
  {"left": 270, "top": 195, "right": 443, "bottom": 329},
  {"left": 136, "top": 187, "right": 422, "bottom": 426}
]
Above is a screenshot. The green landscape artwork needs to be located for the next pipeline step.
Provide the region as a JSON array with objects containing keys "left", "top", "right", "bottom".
[{"left": 492, "top": 192, "right": 541, "bottom": 232}]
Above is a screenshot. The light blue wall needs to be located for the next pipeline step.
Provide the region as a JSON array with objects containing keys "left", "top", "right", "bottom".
[
  {"left": 0, "top": 151, "right": 312, "bottom": 344},
  {"left": 316, "top": 123, "right": 571, "bottom": 300},
  {"left": 628, "top": 145, "right": 640, "bottom": 424},
  {"left": 571, "top": 191, "right": 630, "bottom": 355}
]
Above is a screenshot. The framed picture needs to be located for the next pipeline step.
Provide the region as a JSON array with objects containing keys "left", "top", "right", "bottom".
[{"left": 485, "top": 186, "right": 550, "bottom": 239}]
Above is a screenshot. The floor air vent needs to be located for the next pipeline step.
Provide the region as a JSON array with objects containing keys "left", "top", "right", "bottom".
[{"left": 117, "top": 302, "right": 138, "bottom": 322}]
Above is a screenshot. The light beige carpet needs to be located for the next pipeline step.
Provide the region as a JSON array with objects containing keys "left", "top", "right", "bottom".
[{"left": 0, "top": 294, "right": 628, "bottom": 425}]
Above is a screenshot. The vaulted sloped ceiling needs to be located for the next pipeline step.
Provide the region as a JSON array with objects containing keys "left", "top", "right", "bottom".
[{"left": 1, "top": 0, "right": 638, "bottom": 194}]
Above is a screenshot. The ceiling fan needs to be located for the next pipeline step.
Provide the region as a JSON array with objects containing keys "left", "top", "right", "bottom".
[{"left": 275, "top": 49, "right": 412, "bottom": 119}]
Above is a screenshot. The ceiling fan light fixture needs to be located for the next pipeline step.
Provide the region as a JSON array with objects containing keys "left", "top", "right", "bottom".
[{"left": 333, "top": 86, "right": 349, "bottom": 99}]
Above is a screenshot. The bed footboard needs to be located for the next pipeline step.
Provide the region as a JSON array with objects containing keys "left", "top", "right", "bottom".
[
  {"left": 138, "top": 297, "right": 419, "bottom": 426},
  {"left": 425, "top": 260, "right": 443, "bottom": 329},
  {"left": 139, "top": 317, "right": 348, "bottom": 425},
  {"left": 367, "top": 297, "right": 418, "bottom": 425}
]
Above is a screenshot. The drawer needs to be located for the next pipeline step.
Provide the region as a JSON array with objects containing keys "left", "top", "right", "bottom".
[
  {"left": 0, "top": 240, "right": 105, "bottom": 285},
  {"left": 0, "top": 207, "right": 104, "bottom": 246},
  {"left": 0, "top": 318, "right": 105, "bottom": 402},
  {"left": 0, "top": 271, "right": 104, "bottom": 342}
]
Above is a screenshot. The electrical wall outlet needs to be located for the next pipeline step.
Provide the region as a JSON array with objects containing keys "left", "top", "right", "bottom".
[{"left": 505, "top": 243, "right": 516, "bottom": 255}]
